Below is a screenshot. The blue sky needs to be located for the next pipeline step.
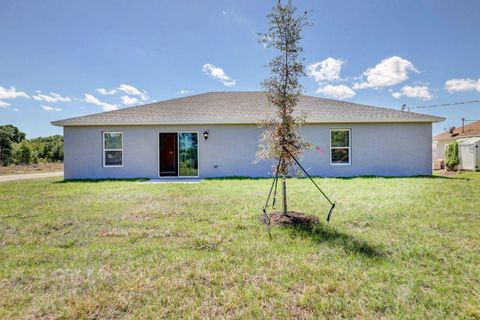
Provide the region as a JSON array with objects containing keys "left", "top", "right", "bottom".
[{"left": 1, "top": 0, "right": 479, "bottom": 138}]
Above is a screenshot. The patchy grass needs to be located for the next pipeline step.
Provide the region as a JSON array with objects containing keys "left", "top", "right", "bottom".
[
  {"left": 0, "top": 162, "right": 63, "bottom": 176},
  {"left": 0, "top": 173, "right": 479, "bottom": 319}
]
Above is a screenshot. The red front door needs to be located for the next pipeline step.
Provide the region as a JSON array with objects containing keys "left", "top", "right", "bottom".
[{"left": 159, "top": 133, "right": 178, "bottom": 176}]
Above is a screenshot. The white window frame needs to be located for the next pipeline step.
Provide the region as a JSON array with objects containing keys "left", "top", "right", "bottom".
[
  {"left": 103, "top": 132, "right": 123, "bottom": 167},
  {"left": 330, "top": 128, "right": 351, "bottom": 166}
]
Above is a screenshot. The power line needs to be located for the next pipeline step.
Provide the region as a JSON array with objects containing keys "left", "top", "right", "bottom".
[{"left": 413, "top": 100, "right": 480, "bottom": 109}]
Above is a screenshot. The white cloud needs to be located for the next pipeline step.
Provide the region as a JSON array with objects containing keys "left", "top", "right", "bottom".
[
  {"left": 307, "top": 58, "right": 345, "bottom": 82},
  {"left": 120, "top": 95, "right": 138, "bottom": 105},
  {"left": 445, "top": 78, "right": 480, "bottom": 93},
  {"left": 391, "top": 85, "right": 433, "bottom": 101},
  {"left": 391, "top": 92, "right": 402, "bottom": 99},
  {"left": 96, "top": 88, "right": 117, "bottom": 95},
  {"left": 353, "top": 56, "right": 418, "bottom": 89},
  {"left": 12, "top": 108, "right": 19, "bottom": 112},
  {"left": 41, "top": 105, "right": 62, "bottom": 112},
  {"left": 202, "top": 63, "right": 236, "bottom": 86},
  {"left": 0, "top": 86, "right": 28, "bottom": 108},
  {"left": 0, "top": 86, "right": 29, "bottom": 100},
  {"left": 177, "top": 89, "right": 192, "bottom": 95},
  {"left": 0, "top": 100, "right": 11, "bottom": 107},
  {"left": 83, "top": 94, "right": 119, "bottom": 111},
  {"left": 33, "top": 91, "right": 71, "bottom": 103},
  {"left": 117, "top": 84, "right": 148, "bottom": 101},
  {"left": 316, "top": 84, "right": 356, "bottom": 99}
]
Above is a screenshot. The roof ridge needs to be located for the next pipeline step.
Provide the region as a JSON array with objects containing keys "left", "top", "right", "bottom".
[
  {"left": 204, "top": 91, "right": 443, "bottom": 118},
  {"left": 52, "top": 91, "right": 445, "bottom": 127}
]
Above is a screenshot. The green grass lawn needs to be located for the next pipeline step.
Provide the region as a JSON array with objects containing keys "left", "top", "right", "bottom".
[{"left": 1, "top": 173, "right": 479, "bottom": 319}]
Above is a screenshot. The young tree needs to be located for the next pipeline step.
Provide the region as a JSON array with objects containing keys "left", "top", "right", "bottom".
[{"left": 258, "top": 0, "right": 310, "bottom": 215}]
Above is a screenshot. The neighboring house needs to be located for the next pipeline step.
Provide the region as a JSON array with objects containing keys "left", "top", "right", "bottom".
[
  {"left": 52, "top": 91, "right": 444, "bottom": 179},
  {"left": 433, "top": 120, "right": 480, "bottom": 171},
  {"left": 432, "top": 120, "right": 480, "bottom": 159}
]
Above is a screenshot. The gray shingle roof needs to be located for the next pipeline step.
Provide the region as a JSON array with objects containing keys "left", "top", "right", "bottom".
[{"left": 52, "top": 91, "right": 444, "bottom": 126}]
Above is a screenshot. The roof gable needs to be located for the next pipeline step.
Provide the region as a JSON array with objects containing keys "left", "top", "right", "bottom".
[{"left": 52, "top": 91, "right": 445, "bottom": 127}]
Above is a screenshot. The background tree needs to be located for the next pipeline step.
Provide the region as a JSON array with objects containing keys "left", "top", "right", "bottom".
[
  {"left": 0, "top": 130, "right": 13, "bottom": 166},
  {"left": 0, "top": 125, "right": 25, "bottom": 166},
  {"left": 0, "top": 125, "right": 64, "bottom": 166},
  {"left": 13, "top": 141, "right": 34, "bottom": 165},
  {"left": 258, "top": 0, "right": 310, "bottom": 215},
  {"left": 30, "top": 135, "right": 64, "bottom": 162},
  {"left": 50, "top": 141, "right": 64, "bottom": 162},
  {"left": 0, "top": 124, "right": 26, "bottom": 143}
]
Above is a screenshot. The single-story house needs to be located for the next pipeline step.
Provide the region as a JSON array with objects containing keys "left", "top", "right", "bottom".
[
  {"left": 52, "top": 91, "right": 444, "bottom": 179},
  {"left": 433, "top": 120, "right": 480, "bottom": 160},
  {"left": 433, "top": 120, "right": 480, "bottom": 171}
]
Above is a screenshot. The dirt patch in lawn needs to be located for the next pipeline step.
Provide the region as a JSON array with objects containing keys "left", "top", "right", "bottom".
[
  {"left": 435, "top": 170, "right": 458, "bottom": 177},
  {"left": 0, "top": 162, "right": 63, "bottom": 176},
  {"left": 265, "top": 211, "right": 319, "bottom": 227}
]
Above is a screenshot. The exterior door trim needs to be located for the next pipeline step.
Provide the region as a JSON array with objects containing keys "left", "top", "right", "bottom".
[{"left": 158, "top": 131, "right": 200, "bottom": 178}]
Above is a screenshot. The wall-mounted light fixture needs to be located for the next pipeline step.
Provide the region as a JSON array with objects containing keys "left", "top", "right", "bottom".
[{"left": 203, "top": 131, "right": 209, "bottom": 141}]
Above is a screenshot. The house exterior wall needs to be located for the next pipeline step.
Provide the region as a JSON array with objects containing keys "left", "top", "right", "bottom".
[
  {"left": 63, "top": 122, "right": 433, "bottom": 179},
  {"left": 432, "top": 140, "right": 447, "bottom": 160}
]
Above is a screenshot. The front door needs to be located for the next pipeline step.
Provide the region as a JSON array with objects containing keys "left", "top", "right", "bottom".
[{"left": 159, "top": 133, "right": 178, "bottom": 176}]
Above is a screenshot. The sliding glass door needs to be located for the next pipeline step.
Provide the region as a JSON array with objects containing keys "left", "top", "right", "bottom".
[{"left": 178, "top": 132, "right": 198, "bottom": 177}]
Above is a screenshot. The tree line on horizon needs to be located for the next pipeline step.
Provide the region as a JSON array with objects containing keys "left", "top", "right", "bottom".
[{"left": 0, "top": 125, "right": 63, "bottom": 166}]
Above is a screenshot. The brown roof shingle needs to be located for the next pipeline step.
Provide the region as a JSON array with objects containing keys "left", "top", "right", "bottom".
[
  {"left": 52, "top": 91, "right": 445, "bottom": 126},
  {"left": 433, "top": 120, "right": 480, "bottom": 141}
]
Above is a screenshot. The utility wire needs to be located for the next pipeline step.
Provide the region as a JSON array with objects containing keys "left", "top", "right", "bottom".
[{"left": 413, "top": 100, "right": 480, "bottom": 109}]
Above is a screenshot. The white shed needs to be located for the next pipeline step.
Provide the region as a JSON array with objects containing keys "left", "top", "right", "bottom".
[{"left": 458, "top": 137, "right": 480, "bottom": 171}]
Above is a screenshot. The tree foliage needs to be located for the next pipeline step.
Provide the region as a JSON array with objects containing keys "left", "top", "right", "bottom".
[
  {"left": 0, "top": 125, "right": 63, "bottom": 166},
  {"left": 29, "top": 135, "right": 64, "bottom": 162},
  {"left": 0, "top": 124, "right": 26, "bottom": 143},
  {"left": 0, "top": 130, "right": 14, "bottom": 166},
  {"left": 13, "top": 141, "right": 35, "bottom": 165},
  {"left": 257, "top": 0, "right": 310, "bottom": 175},
  {"left": 0, "top": 124, "right": 27, "bottom": 166}
]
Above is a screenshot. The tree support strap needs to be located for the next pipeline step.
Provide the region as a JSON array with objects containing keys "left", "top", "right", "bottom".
[
  {"left": 261, "top": 157, "right": 283, "bottom": 239},
  {"left": 282, "top": 147, "right": 336, "bottom": 224}
]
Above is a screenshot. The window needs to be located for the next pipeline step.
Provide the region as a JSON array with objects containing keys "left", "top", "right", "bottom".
[
  {"left": 178, "top": 132, "right": 198, "bottom": 176},
  {"left": 103, "top": 132, "right": 123, "bottom": 167},
  {"left": 330, "top": 129, "right": 350, "bottom": 165}
]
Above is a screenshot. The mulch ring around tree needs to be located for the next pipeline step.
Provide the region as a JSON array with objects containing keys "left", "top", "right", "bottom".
[{"left": 261, "top": 211, "right": 319, "bottom": 227}]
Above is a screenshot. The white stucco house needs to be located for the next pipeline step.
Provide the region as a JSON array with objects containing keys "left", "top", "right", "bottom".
[{"left": 52, "top": 91, "right": 444, "bottom": 179}]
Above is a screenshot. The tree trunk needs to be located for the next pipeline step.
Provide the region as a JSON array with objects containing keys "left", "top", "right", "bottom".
[{"left": 282, "top": 175, "right": 287, "bottom": 215}]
